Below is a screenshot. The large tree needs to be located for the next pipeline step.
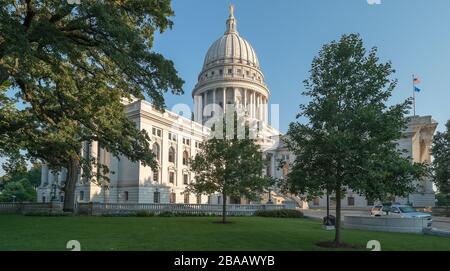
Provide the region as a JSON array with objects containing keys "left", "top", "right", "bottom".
[
  {"left": 187, "top": 114, "right": 270, "bottom": 223},
  {"left": 431, "top": 120, "right": 450, "bottom": 203},
  {"left": 284, "top": 34, "right": 427, "bottom": 247},
  {"left": 0, "top": 1, "right": 184, "bottom": 211}
]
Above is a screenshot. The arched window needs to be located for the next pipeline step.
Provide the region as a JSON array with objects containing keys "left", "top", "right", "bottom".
[
  {"left": 168, "top": 147, "right": 175, "bottom": 163},
  {"left": 182, "top": 151, "right": 189, "bottom": 166},
  {"left": 152, "top": 143, "right": 160, "bottom": 161}
]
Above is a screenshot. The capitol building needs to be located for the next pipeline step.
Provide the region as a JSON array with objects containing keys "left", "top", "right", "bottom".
[{"left": 37, "top": 7, "right": 437, "bottom": 209}]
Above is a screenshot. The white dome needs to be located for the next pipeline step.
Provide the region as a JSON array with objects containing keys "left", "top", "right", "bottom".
[
  {"left": 202, "top": 8, "right": 259, "bottom": 69},
  {"left": 203, "top": 34, "right": 260, "bottom": 69}
]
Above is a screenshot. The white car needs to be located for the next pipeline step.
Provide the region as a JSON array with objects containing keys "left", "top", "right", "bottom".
[{"left": 371, "top": 204, "right": 433, "bottom": 227}]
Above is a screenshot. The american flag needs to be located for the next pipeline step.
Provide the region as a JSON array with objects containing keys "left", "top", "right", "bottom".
[{"left": 413, "top": 77, "right": 421, "bottom": 85}]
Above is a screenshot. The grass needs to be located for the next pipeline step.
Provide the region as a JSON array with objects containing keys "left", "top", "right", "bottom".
[{"left": 1, "top": 214, "right": 450, "bottom": 251}]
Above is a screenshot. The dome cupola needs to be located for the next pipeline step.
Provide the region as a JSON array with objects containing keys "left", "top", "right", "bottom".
[{"left": 192, "top": 5, "right": 270, "bottom": 125}]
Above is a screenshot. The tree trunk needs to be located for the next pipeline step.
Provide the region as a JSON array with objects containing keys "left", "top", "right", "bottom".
[
  {"left": 222, "top": 191, "right": 227, "bottom": 223},
  {"left": 326, "top": 190, "right": 330, "bottom": 222},
  {"left": 63, "top": 159, "right": 80, "bottom": 213},
  {"left": 334, "top": 181, "right": 342, "bottom": 246}
]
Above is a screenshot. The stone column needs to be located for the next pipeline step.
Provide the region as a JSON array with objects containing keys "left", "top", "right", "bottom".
[
  {"left": 202, "top": 92, "right": 206, "bottom": 123},
  {"left": 244, "top": 89, "right": 247, "bottom": 114},
  {"left": 256, "top": 94, "right": 260, "bottom": 120},
  {"left": 223, "top": 88, "right": 227, "bottom": 115},
  {"left": 212, "top": 89, "right": 216, "bottom": 117},
  {"left": 41, "top": 164, "right": 49, "bottom": 187},
  {"left": 161, "top": 130, "right": 168, "bottom": 185}
]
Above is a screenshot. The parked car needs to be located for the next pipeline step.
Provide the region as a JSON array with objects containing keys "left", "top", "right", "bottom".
[
  {"left": 370, "top": 204, "right": 432, "bottom": 227},
  {"left": 370, "top": 205, "right": 384, "bottom": 216}
]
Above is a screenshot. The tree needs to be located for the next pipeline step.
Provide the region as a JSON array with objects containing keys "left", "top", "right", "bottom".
[
  {"left": 0, "top": 163, "right": 41, "bottom": 202},
  {"left": 284, "top": 34, "right": 427, "bottom": 247},
  {"left": 0, "top": 178, "right": 36, "bottom": 202},
  {"left": 431, "top": 120, "right": 450, "bottom": 204},
  {"left": 187, "top": 113, "right": 270, "bottom": 223},
  {"left": 0, "top": 1, "right": 184, "bottom": 211}
]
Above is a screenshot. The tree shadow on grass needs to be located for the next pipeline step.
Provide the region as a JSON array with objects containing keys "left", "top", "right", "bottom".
[{"left": 316, "top": 241, "right": 363, "bottom": 250}]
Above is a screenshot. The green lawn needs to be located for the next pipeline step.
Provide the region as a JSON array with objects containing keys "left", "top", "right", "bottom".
[{"left": 1, "top": 215, "right": 449, "bottom": 251}]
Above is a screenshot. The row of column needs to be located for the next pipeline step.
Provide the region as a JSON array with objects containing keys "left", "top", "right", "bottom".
[{"left": 194, "top": 88, "right": 268, "bottom": 124}]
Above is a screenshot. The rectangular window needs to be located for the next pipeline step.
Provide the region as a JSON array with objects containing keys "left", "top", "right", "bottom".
[
  {"left": 197, "top": 195, "right": 202, "bottom": 204},
  {"left": 313, "top": 197, "right": 320, "bottom": 206},
  {"left": 79, "top": 191, "right": 84, "bottom": 201},
  {"left": 348, "top": 197, "right": 355, "bottom": 206},
  {"left": 219, "top": 69, "right": 223, "bottom": 75},
  {"left": 124, "top": 191, "right": 129, "bottom": 201},
  {"left": 153, "top": 170, "right": 158, "bottom": 182},
  {"left": 367, "top": 199, "right": 374, "bottom": 206},
  {"left": 169, "top": 172, "right": 175, "bottom": 184},
  {"left": 183, "top": 174, "right": 189, "bottom": 185},
  {"left": 184, "top": 193, "right": 190, "bottom": 204},
  {"left": 153, "top": 192, "right": 160, "bottom": 203},
  {"left": 152, "top": 127, "right": 162, "bottom": 137},
  {"left": 228, "top": 69, "right": 232, "bottom": 74}
]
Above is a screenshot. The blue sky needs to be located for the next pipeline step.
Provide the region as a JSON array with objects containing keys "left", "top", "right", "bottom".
[
  {"left": 155, "top": 0, "right": 450, "bottom": 133},
  {"left": 2, "top": 0, "right": 450, "bottom": 176}
]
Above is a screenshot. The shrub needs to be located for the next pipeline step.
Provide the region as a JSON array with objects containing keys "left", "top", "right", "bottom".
[
  {"left": 254, "top": 209, "right": 304, "bottom": 218},
  {"left": 158, "top": 211, "right": 175, "bottom": 217},
  {"left": 136, "top": 210, "right": 155, "bottom": 217},
  {"left": 23, "top": 211, "right": 72, "bottom": 217}
]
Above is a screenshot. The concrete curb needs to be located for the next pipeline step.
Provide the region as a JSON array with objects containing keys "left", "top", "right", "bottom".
[{"left": 423, "top": 228, "right": 450, "bottom": 238}]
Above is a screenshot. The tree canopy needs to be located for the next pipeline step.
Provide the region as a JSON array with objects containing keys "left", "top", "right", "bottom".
[
  {"left": 432, "top": 120, "right": 450, "bottom": 198},
  {"left": 284, "top": 34, "right": 427, "bottom": 246},
  {"left": 0, "top": 0, "right": 184, "bottom": 211},
  {"left": 187, "top": 113, "right": 270, "bottom": 223}
]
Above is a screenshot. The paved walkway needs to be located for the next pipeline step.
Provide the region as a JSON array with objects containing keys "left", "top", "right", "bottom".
[{"left": 302, "top": 209, "right": 450, "bottom": 231}]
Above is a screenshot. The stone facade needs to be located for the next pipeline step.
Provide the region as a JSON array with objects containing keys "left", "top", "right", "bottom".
[
  {"left": 37, "top": 7, "right": 438, "bottom": 209},
  {"left": 37, "top": 6, "right": 280, "bottom": 205}
]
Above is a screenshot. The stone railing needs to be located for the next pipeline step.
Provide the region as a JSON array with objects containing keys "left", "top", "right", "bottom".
[
  {"left": 0, "top": 202, "right": 63, "bottom": 214},
  {"left": 77, "top": 202, "right": 287, "bottom": 216}
]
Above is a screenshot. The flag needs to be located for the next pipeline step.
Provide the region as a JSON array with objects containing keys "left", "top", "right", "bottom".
[
  {"left": 414, "top": 86, "right": 421, "bottom": 92},
  {"left": 413, "top": 78, "right": 421, "bottom": 84}
]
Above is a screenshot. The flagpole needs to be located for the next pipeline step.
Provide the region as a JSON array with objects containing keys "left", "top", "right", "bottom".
[{"left": 412, "top": 74, "right": 416, "bottom": 116}]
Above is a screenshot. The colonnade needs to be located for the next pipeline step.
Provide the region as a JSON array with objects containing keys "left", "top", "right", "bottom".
[{"left": 194, "top": 88, "right": 268, "bottom": 124}]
